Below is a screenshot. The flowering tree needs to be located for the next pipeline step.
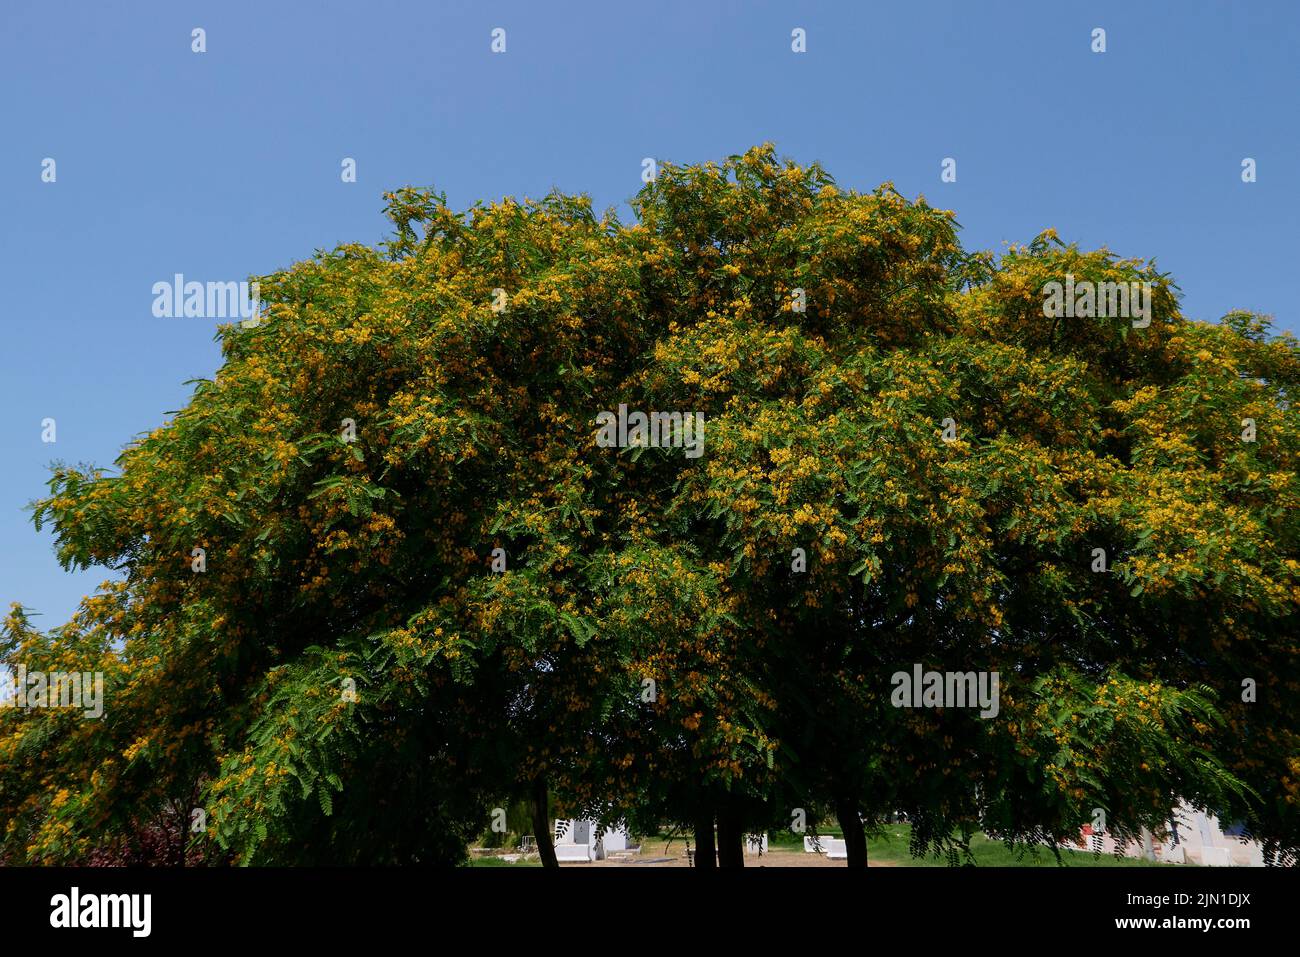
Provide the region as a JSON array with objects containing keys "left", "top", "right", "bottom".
[{"left": 3, "top": 146, "right": 1296, "bottom": 867}]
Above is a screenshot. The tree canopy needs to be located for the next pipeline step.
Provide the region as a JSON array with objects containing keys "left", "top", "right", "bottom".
[{"left": 3, "top": 145, "right": 1297, "bottom": 867}]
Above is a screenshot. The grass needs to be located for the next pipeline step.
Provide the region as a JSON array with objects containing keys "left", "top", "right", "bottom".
[
  {"left": 644, "top": 824, "right": 1172, "bottom": 866},
  {"left": 857, "top": 825, "right": 1171, "bottom": 866},
  {"left": 465, "top": 854, "right": 543, "bottom": 866},
  {"left": 463, "top": 823, "right": 1176, "bottom": 866}
]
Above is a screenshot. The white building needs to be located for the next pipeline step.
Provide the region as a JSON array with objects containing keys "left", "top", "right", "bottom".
[{"left": 1072, "top": 802, "right": 1266, "bottom": 866}]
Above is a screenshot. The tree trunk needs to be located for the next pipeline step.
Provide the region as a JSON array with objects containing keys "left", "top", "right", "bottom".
[
  {"left": 716, "top": 803, "right": 745, "bottom": 868},
  {"left": 693, "top": 809, "right": 717, "bottom": 869},
  {"left": 837, "top": 798, "right": 867, "bottom": 869},
  {"left": 531, "top": 778, "right": 558, "bottom": 869}
]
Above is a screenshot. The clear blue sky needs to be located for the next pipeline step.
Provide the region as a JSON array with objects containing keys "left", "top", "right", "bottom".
[{"left": 2, "top": 0, "right": 1297, "bottom": 629}]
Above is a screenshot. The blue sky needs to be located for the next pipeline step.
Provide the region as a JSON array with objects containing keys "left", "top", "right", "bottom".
[{"left": 2, "top": 0, "right": 1297, "bottom": 629}]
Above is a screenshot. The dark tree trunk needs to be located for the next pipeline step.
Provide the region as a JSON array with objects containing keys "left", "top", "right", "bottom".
[
  {"left": 172, "top": 801, "right": 186, "bottom": 867},
  {"left": 837, "top": 798, "right": 867, "bottom": 869},
  {"left": 693, "top": 809, "right": 717, "bottom": 869},
  {"left": 531, "top": 778, "right": 558, "bottom": 869},
  {"left": 716, "top": 803, "right": 745, "bottom": 868}
]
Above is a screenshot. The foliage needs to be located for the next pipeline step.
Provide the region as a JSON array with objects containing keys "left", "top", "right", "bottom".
[{"left": 3, "top": 146, "right": 1296, "bottom": 865}]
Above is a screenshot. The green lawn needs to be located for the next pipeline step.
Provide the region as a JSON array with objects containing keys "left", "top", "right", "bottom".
[
  {"left": 465, "top": 823, "right": 1176, "bottom": 866},
  {"left": 465, "top": 854, "right": 543, "bottom": 867},
  {"left": 856, "top": 825, "right": 1170, "bottom": 866},
  {"left": 648, "top": 824, "right": 1173, "bottom": 866}
]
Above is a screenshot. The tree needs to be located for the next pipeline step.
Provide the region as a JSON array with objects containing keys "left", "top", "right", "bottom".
[{"left": 3, "top": 145, "right": 1296, "bottom": 867}]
